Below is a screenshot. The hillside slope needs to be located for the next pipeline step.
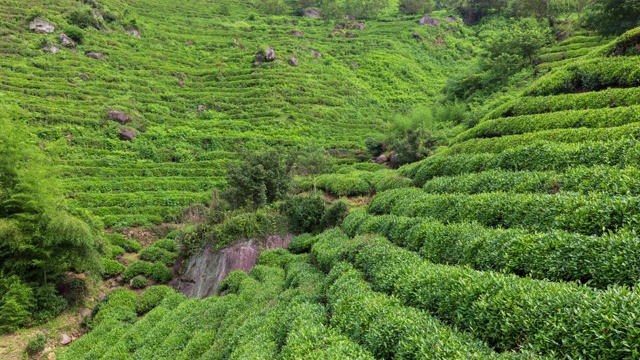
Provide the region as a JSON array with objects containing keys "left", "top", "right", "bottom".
[
  {"left": 0, "top": 0, "right": 474, "bottom": 228},
  {"left": 58, "top": 28, "right": 640, "bottom": 359}
]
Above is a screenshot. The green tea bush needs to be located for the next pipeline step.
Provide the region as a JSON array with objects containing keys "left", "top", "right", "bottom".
[
  {"left": 139, "top": 246, "right": 178, "bottom": 266},
  {"left": 345, "top": 212, "right": 640, "bottom": 288},
  {"left": 218, "top": 270, "right": 249, "bottom": 295},
  {"left": 67, "top": 8, "right": 101, "bottom": 29},
  {"left": 63, "top": 26, "right": 84, "bottom": 44},
  {"left": 368, "top": 188, "right": 640, "bottom": 235},
  {"left": 422, "top": 166, "right": 640, "bottom": 196},
  {"left": 25, "top": 333, "right": 47, "bottom": 357},
  {"left": 287, "top": 233, "right": 316, "bottom": 254},
  {"left": 153, "top": 239, "right": 177, "bottom": 252},
  {"left": 316, "top": 172, "right": 372, "bottom": 196},
  {"left": 122, "top": 261, "right": 154, "bottom": 281},
  {"left": 257, "top": 249, "right": 296, "bottom": 268},
  {"left": 151, "top": 262, "right": 173, "bottom": 283},
  {"left": 109, "top": 245, "right": 125, "bottom": 258},
  {"left": 106, "top": 234, "right": 142, "bottom": 253},
  {"left": 321, "top": 200, "right": 349, "bottom": 229},
  {"left": 482, "top": 87, "right": 640, "bottom": 119},
  {"left": 525, "top": 56, "right": 640, "bottom": 96},
  {"left": 312, "top": 233, "right": 640, "bottom": 358},
  {"left": 90, "top": 289, "right": 138, "bottom": 329},
  {"left": 326, "top": 263, "right": 509, "bottom": 359},
  {"left": 453, "top": 105, "right": 640, "bottom": 143},
  {"left": 137, "top": 285, "right": 175, "bottom": 313},
  {"left": 101, "top": 258, "right": 126, "bottom": 278},
  {"left": 131, "top": 275, "right": 147, "bottom": 289},
  {"left": 403, "top": 140, "right": 640, "bottom": 186},
  {"left": 445, "top": 122, "right": 640, "bottom": 155}
]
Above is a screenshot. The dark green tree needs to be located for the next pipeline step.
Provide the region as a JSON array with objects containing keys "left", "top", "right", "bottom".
[
  {"left": 585, "top": 0, "right": 640, "bottom": 35},
  {"left": 223, "top": 150, "right": 293, "bottom": 209}
]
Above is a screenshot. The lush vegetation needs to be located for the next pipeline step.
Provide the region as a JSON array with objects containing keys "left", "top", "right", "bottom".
[{"left": 2, "top": 0, "right": 640, "bottom": 358}]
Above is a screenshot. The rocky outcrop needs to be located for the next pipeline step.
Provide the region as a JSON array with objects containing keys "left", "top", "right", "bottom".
[
  {"left": 301, "top": 9, "right": 320, "bottom": 18},
  {"left": 29, "top": 18, "right": 55, "bottom": 33},
  {"left": 418, "top": 16, "right": 441, "bottom": 26},
  {"left": 86, "top": 52, "right": 103, "bottom": 60},
  {"left": 173, "top": 235, "right": 293, "bottom": 298},
  {"left": 59, "top": 34, "right": 75, "bottom": 47},
  {"left": 118, "top": 128, "right": 137, "bottom": 141},
  {"left": 108, "top": 111, "right": 129, "bottom": 123}
]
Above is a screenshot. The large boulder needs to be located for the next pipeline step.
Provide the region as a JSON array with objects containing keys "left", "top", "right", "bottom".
[
  {"left": 59, "top": 34, "right": 75, "bottom": 48},
  {"left": 86, "top": 52, "right": 103, "bottom": 60},
  {"left": 118, "top": 128, "right": 137, "bottom": 141},
  {"left": 264, "top": 47, "right": 276, "bottom": 61},
  {"left": 29, "top": 18, "right": 55, "bottom": 34},
  {"left": 288, "top": 57, "right": 298, "bottom": 66},
  {"left": 418, "top": 16, "right": 441, "bottom": 26},
  {"left": 301, "top": 9, "right": 321, "bottom": 18},
  {"left": 108, "top": 111, "right": 129, "bottom": 123}
]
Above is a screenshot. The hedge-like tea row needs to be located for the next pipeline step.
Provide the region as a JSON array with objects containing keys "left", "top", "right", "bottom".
[
  {"left": 524, "top": 56, "right": 640, "bottom": 96},
  {"left": 422, "top": 166, "right": 640, "bottom": 196},
  {"left": 538, "top": 47, "right": 595, "bottom": 63},
  {"left": 482, "top": 87, "right": 640, "bottom": 120},
  {"left": 343, "top": 211, "right": 640, "bottom": 288},
  {"left": 312, "top": 170, "right": 412, "bottom": 197},
  {"left": 445, "top": 122, "right": 640, "bottom": 155},
  {"left": 453, "top": 105, "right": 640, "bottom": 143},
  {"left": 326, "top": 263, "right": 526, "bottom": 359},
  {"left": 311, "top": 233, "right": 640, "bottom": 358},
  {"left": 402, "top": 140, "right": 640, "bottom": 186},
  {"left": 368, "top": 188, "right": 640, "bottom": 235}
]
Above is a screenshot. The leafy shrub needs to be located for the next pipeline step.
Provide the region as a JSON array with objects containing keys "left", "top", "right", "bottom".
[
  {"left": 399, "top": 0, "right": 433, "bottom": 14},
  {"left": 90, "top": 289, "right": 138, "bottom": 329},
  {"left": 151, "top": 262, "right": 173, "bottom": 283},
  {"left": 106, "top": 234, "right": 141, "bottom": 253},
  {"left": 223, "top": 150, "right": 293, "bottom": 209},
  {"left": 368, "top": 187, "right": 640, "bottom": 236},
  {"left": 67, "top": 8, "right": 101, "bottom": 29},
  {"left": 288, "top": 234, "right": 316, "bottom": 254},
  {"left": 131, "top": 275, "right": 147, "bottom": 289},
  {"left": 109, "top": 245, "right": 125, "bottom": 258},
  {"left": 281, "top": 196, "right": 326, "bottom": 234},
  {"left": 63, "top": 26, "right": 84, "bottom": 44},
  {"left": 32, "top": 284, "right": 67, "bottom": 323},
  {"left": 0, "top": 276, "right": 34, "bottom": 334},
  {"left": 139, "top": 246, "right": 177, "bottom": 266},
  {"left": 25, "top": 333, "right": 47, "bottom": 357},
  {"left": 101, "top": 258, "right": 125, "bottom": 279},
  {"left": 153, "top": 239, "right": 177, "bottom": 252},
  {"left": 321, "top": 200, "right": 348, "bottom": 229},
  {"left": 137, "top": 285, "right": 175, "bottom": 313},
  {"left": 122, "top": 261, "right": 154, "bottom": 281}
]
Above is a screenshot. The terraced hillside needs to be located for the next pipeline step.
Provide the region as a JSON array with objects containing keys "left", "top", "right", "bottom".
[
  {"left": 0, "top": 0, "right": 475, "bottom": 228},
  {"left": 58, "top": 29, "right": 640, "bottom": 359}
]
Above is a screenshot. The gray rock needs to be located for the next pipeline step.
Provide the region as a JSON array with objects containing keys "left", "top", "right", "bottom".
[
  {"left": 301, "top": 9, "right": 320, "bottom": 18},
  {"left": 29, "top": 18, "right": 55, "bottom": 34},
  {"left": 80, "top": 308, "right": 92, "bottom": 320},
  {"left": 119, "top": 128, "right": 137, "bottom": 141},
  {"left": 412, "top": 32, "right": 422, "bottom": 40},
  {"left": 98, "top": 293, "right": 106, "bottom": 301},
  {"left": 418, "top": 16, "right": 441, "bottom": 26},
  {"left": 79, "top": 73, "right": 89, "bottom": 80},
  {"left": 255, "top": 52, "right": 265, "bottom": 63},
  {"left": 375, "top": 154, "right": 389, "bottom": 163},
  {"left": 310, "top": 49, "right": 321, "bottom": 58},
  {"left": 344, "top": 14, "right": 356, "bottom": 21},
  {"left": 354, "top": 23, "right": 366, "bottom": 30},
  {"left": 86, "top": 52, "right": 103, "bottom": 60},
  {"left": 59, "top": 34, "right": 75, "bottom": 48},
  {"left": 108, "top": 111, "right": 129, "bottom": 123},
  {"left": 264, "top": 47, "right": 276, "bottom": 61},
  {"left": 61, "top": 334, "right": 71, "bottom": 345},
  {"left": 177, "top": 80, "right": 185, "bottom": 87},
  {"left": 288, "top": 57, "right": 298, "bottom": 66},
  {"left": 197, "top": 105, "right": 205, "bottom": 112},
  {"left": 290, "top": 30, "right": 304, "bottom": 37},
  {"left": 445, "top": 16, "right": 458, "bottom": 22},
  {"left": 127, "top": 29, "right": 141, "bottom": 38},
  {"left": 43, "top": 46, "right": 59, "bottom": 54}
]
